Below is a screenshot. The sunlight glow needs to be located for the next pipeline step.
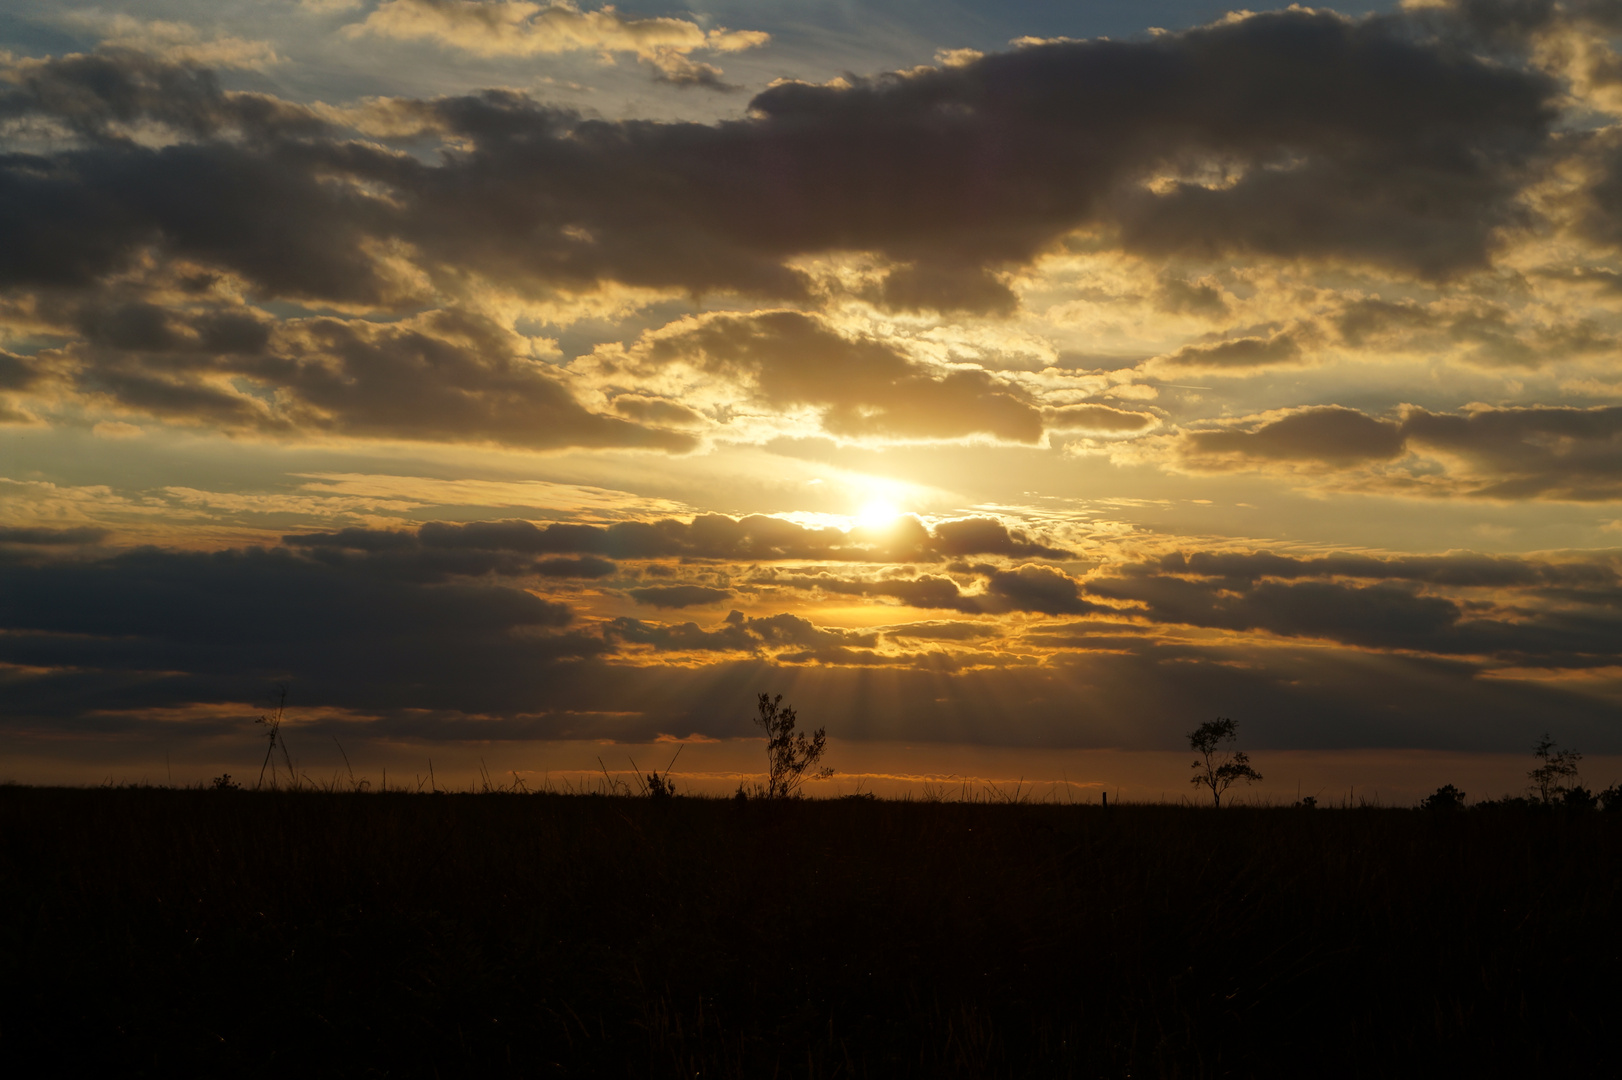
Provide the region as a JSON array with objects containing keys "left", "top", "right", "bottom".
[{"left": 857, "top": 498, "right": 902, "bottom": 530}]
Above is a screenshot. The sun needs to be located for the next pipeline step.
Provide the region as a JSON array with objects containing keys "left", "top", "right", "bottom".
[{"left": 857, "top": 498, "right": 901, "bottom": 530}]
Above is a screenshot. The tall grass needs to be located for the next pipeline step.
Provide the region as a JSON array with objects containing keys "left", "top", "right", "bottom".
[{"left": 1, "top": 787, "right": 1616, "bottom": 1076}]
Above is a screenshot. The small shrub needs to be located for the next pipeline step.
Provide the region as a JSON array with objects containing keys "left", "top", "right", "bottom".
[
  {"left": 1601, "top": 783, "right": 1622, "bottom": 812},
  {"left": 209, "top": 773, "right": 240, "bottom": 791},
  {"left": 751, "top": 693, "right": 833, "bottom": 799},
  {"left": 1420, "top": 784, "right": 1466, "bottom": 811},
  {"left": 1562, "top": 786, "right": 1598, "bottom": 810},
  {"left": 1474, "top": 795, "right": 1537, "bottom": 810}
]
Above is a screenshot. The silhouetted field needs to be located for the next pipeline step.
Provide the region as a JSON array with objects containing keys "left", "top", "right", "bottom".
[{"left": 2, "top": 787, "right": 1617, "bottom": 1077}]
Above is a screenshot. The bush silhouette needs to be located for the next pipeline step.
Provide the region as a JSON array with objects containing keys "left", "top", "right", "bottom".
[
  {"left": 1420, "top": 784, "right": 1466, "bottom": 810},
  {"left": 1562, "top": 786, "right": 1598, "bottom": 810},
  {"left": 750, "top": 693, "right": 832, "bottom": 799}
]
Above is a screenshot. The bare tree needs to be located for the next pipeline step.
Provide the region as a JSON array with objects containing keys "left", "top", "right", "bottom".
[
  {"left": 1529, "top": 733, "right": 1582, "bottom": 805},
  {"left": 1188, "top": 717, "right": 1262, "bottom": 808},
  {"left": 751, "top": 693, "right": 832, "bottom": 799}
]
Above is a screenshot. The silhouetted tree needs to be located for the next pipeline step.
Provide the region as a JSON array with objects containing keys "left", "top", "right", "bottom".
[
  {"left": 1600, "top": 783, "right": 1622, "bottom": 812},
  {"left": 1188, "top": 717, "right": 1262, "bottom": 808},
  {"left": 1529, "top": 734, "right": 1582, "bottom": 805},
  {"left": 1420, "top": 784, "right": 1466, "bottom": 810},
  {"left": 751, "top": 693, "right": 832, "bottom": 799}
]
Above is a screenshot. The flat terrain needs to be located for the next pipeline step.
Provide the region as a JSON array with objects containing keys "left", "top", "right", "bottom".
[{"left": 1, "top": 787, "right": 1617, "bottom": 1077}]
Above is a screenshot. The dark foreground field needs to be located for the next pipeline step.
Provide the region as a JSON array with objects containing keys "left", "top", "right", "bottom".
[{"left": 2, "top": 788, "right": 1618, "bottom": 1077}]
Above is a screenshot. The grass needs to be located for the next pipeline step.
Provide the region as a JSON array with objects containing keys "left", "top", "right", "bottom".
[{"left": 1, "top": 786, "right": 1617, "bottom": 1077}]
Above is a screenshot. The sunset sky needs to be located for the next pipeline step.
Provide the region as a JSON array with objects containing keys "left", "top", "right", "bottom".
[{"left": 4, "top": 0, "right": 1622, "bottom": 799}]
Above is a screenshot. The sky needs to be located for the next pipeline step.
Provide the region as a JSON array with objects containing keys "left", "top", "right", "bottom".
[{"left": 4, "top": 0, "right": 1622, "bottom": 800}]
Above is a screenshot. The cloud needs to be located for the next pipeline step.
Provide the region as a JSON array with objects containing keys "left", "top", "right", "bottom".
[
  {"left": 0, "top": 545, "right": 603, "bottom": 722},
  {"left": 68, "top": 16, "right": 281, "bottom": 70},
  {"left": 60, "top": 304, "right": 697, "bottom": 450},
  {"left": 760, "top": 563, "right": 1102, "bottom": 616},
  {"left": 274, "top": 512, "right": 1070, "bottom": 580},
  {"left": 307, "top": 511, "right": 1071, "bottom": 563},
  {"left": 1085, "top": 548, "right": 1622, "bottom": 668},
  {"left": 1153, "top": 274, "right": 1230, "bottom": 317},
  {"left": 0, "top": 526, "right": 109, "bottom": 546},
  {"left": 883, "top": 620, "right": 1000, "bottom": 641},
  {"left": 626, "top": 584, "right": 732, "bottom": 608},
  {"left": 1328, "top": 296, "right": 1616, "bottom": 369},
  {"left": 347, "top": 0, "right": 766, "bottom": 90},
  {"left": 4, "top": 539, "right": 1621, "bottom": 747},
  {"left": 1041, "top": 404, "right": 1158, "bottom": 433},
  {"left": 534, "top": 556, "right": 618, "bottom": 578},
  {"left": 602, "top": 310, "right": 1048, "bottom": 443},
  {"left": 0, "top": 7, "right": 1560, "bottom": 322},
  {"left": 1160, "top": 549, "right": 1613, "bottom": 589},
  {"left": 603, "top": 608, "right": 878, "bottom": 657},
  {"left": 1179, "top": 403, "right": 1622, "bottom": 499},
  {"left": 1151, "top": 327, "right": 1310, "bottom": 373},
  {"left": 981, "top": 564, "right": 1102, "bottom": 615},
  {"left": 1184, "top": 406, "right": 1407, "bottom": 465}
]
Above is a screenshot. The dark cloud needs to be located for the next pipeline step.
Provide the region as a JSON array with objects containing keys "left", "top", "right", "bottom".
[
  {"left": 761, "top": 563, "right": 1101, "bottom": 616},
  {"left": 1333, "top": 297, "right": 1439, "bottom": 346},
  {"left": 883, "top": 620, "right": 1001, "bottom": 641},
  {"left": 609, "top": 394, "right": 708, "bottom": 428},
  {"left": 626, "top": 584, "right": 733, "bottom": 608},
  {"left": 285, "top": 528, "right": 418, "bottom": 553},
  {"left": 613, "top": 311, "right": 1045, "bottom": 443},
  {"left": 919, "top": 518, "right": 1071, "bottom": 559},
  {"left": 0, "top": 348, "right": 48, "bottom": 392},
  {"left": 1400, "top": 405, "right": 1622, "bottom": 499},
  {"left": 1153, "top": 327, "right": 1308, "bottom": 372},
  {"left": 1182, "top": 403, "right": 1622, "bottom": 498},
  {"left": 1161, "top": 549, "right": 1615, "bottom": 589},
  {"left": 0, "top": 544, "right": 604, "bottom": 722},
  {"left": 0, "top": 9, "right": 1558, "bottom": 322},
  {"left": 982, "top": 564, "right": 1103, "bottom": 615},
  {"left": 1185, "top": 406, "right": 1406, "bottom": 465},
  {"left": 603, "top": 609, "right": 877, "bottom": 655},
  {"left": 1330, "top": 296, "right": 1615, "bottom": 368},
  {"left": 1153, "top": 275, "right": 1229, "bottom": 317},
  {"left": 1577, "top": 129, "right": 1622, "bottom": 255},
  {"left": 603, "top": 615, "right": 756, "bottom": 652},
  {"left": 2, "top": 541, "right": 1619, "bottom": 749},
  {"left": 292, "top": 512, "right": 1069, "bottom": 564},
  {"left": 1086, "top": 550, "right": 1622, "bottom": 667},
  {"left": 0, "top": 526, "right": 109, "bottom": 546},
  {"left": 64, "top": 304, "right": 696, "bottom": 450},
  {"left": 534, "top": 556, "right": 617, "bottom": 579},
  {"left": 0, "top": 49, "right": 322, "bottom": 144},
  {"left": 764, "top": 570, "right": 984, "bottom": 613}
]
